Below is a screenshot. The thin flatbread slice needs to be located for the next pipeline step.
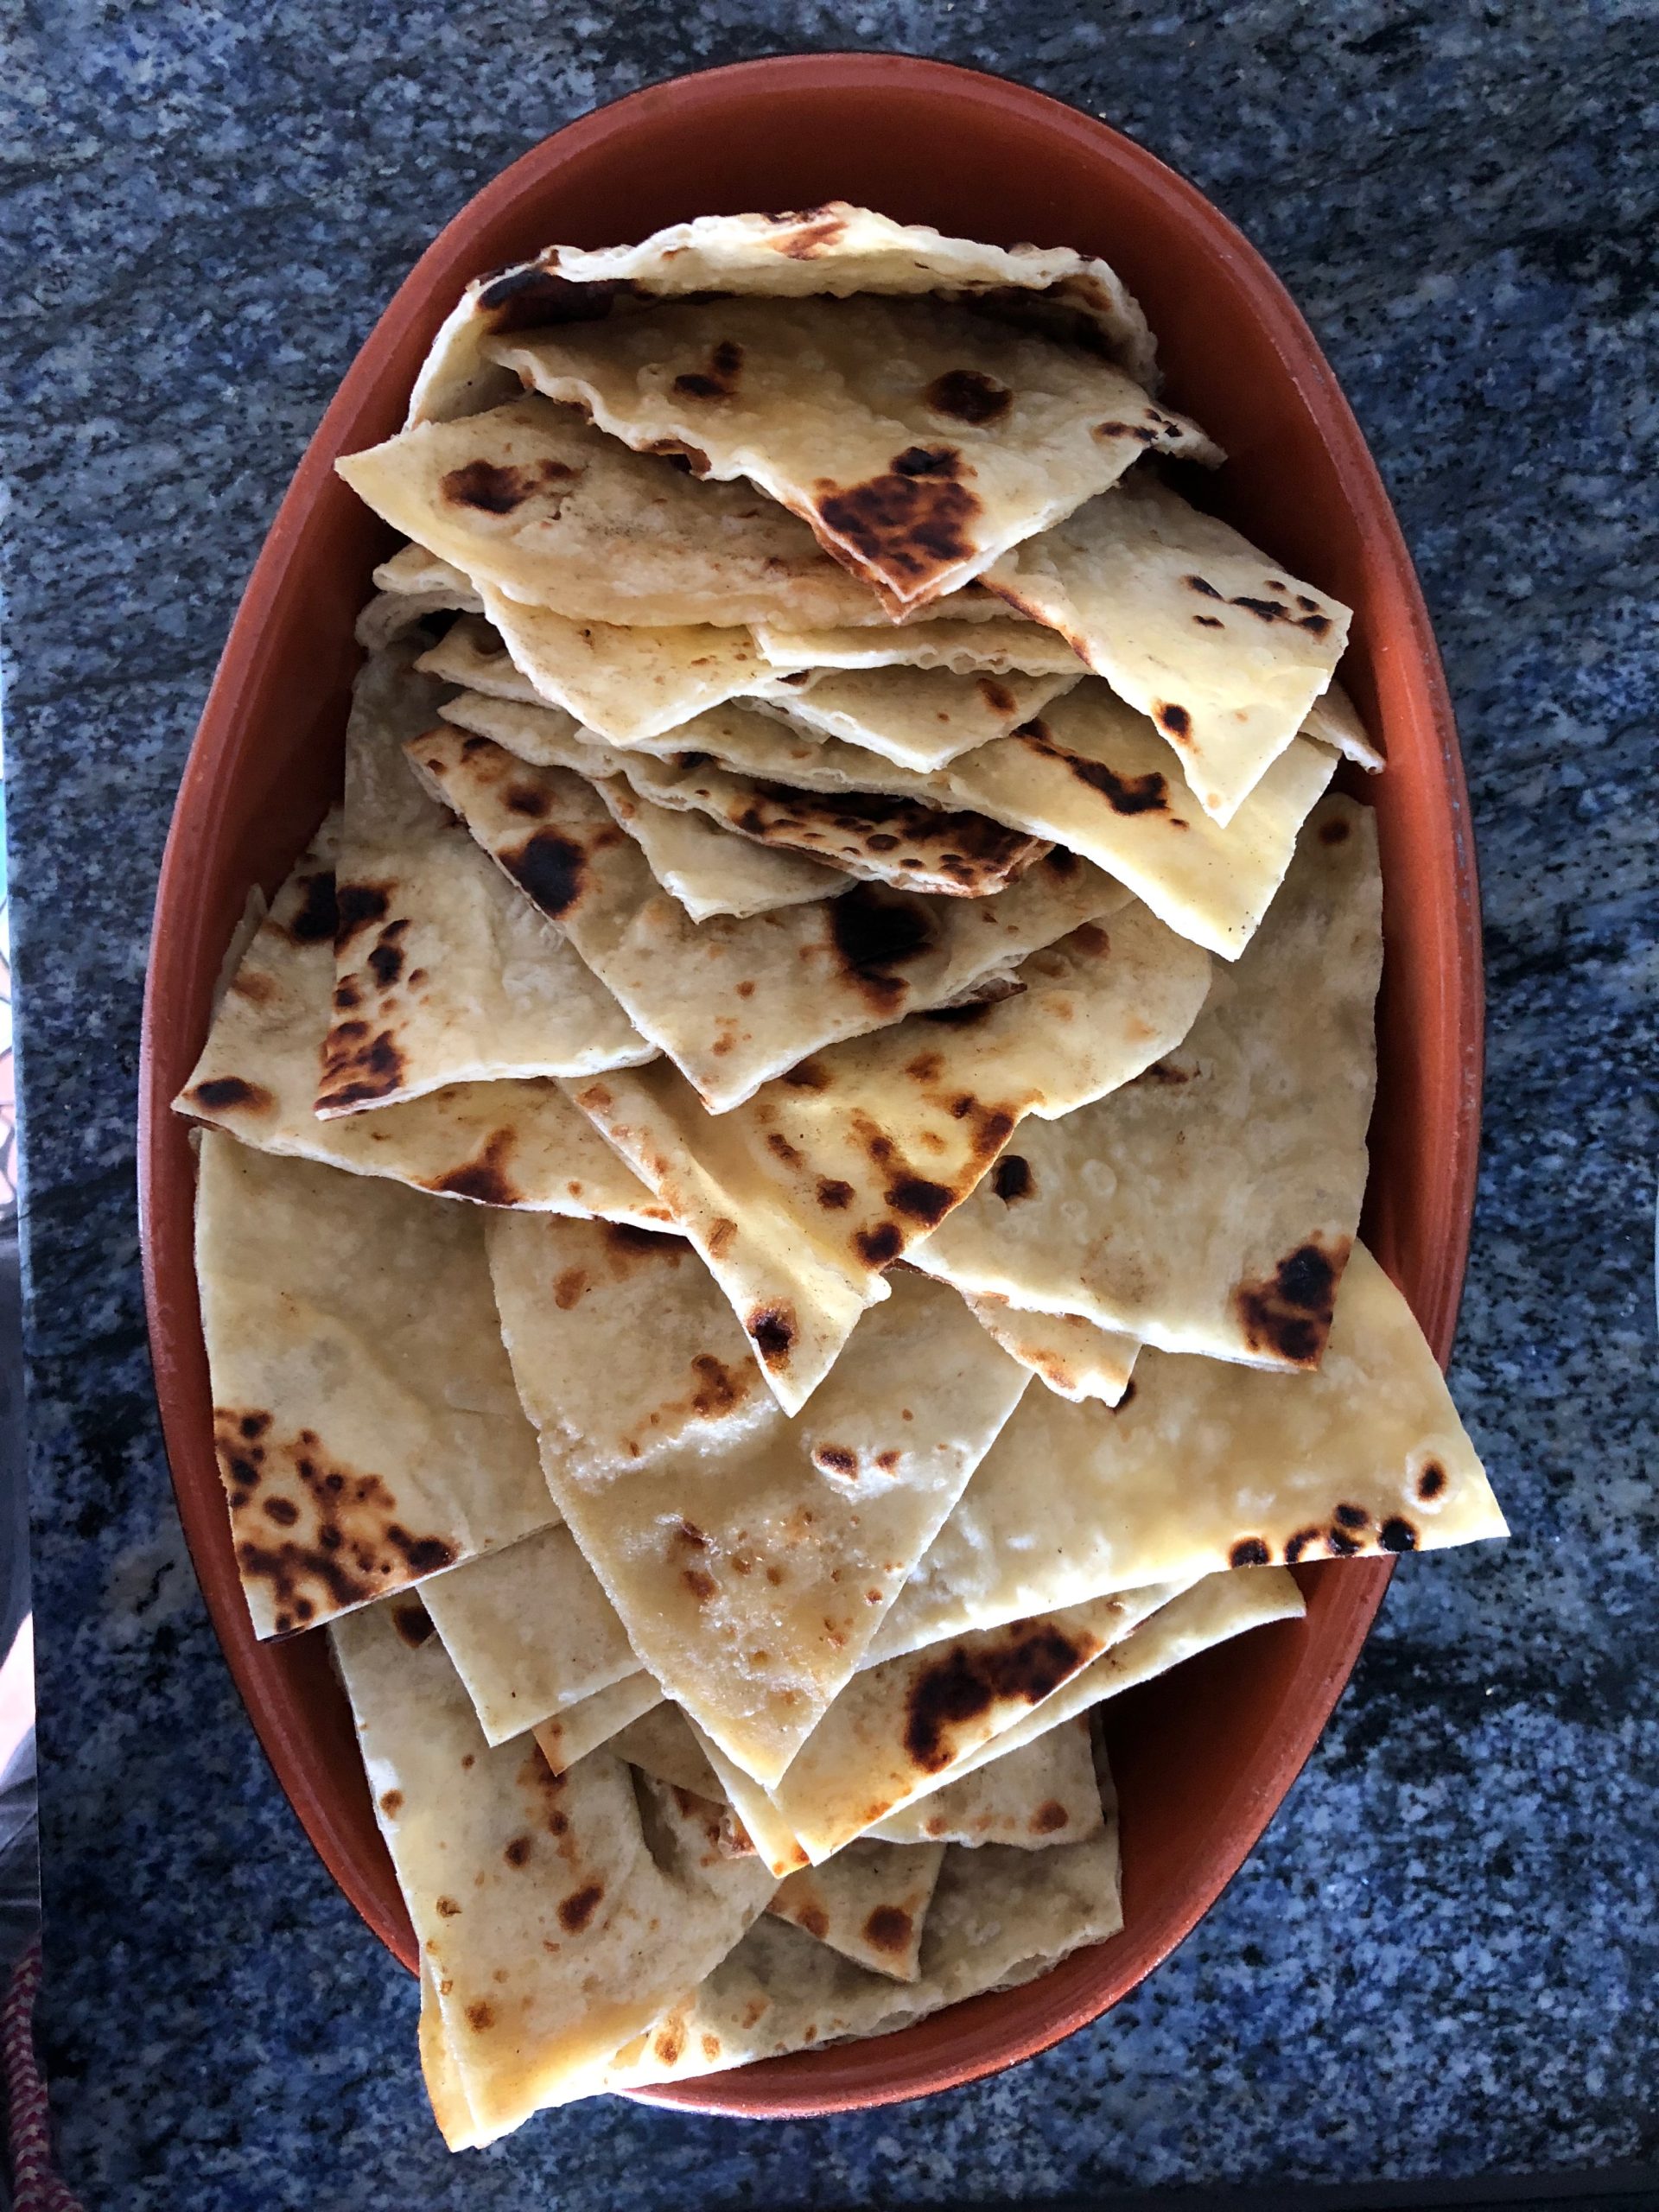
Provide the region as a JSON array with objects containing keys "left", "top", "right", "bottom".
[
  {"left": 338, "top": 395, "right": 1005, "bottom": 629},
  {"left": 485, "top": 1216, "right": 777, "bottom": 1478},
  {"left": 961, "top": 1295, "right": 1140, "bottom": 1406},
  {"left": 898, "top": 1571, "right": 1304, "bottom": 1799},
  {"left": 355, "top": 543, "right": 481, "bottom": 648},
  {"left": 769, "top": 1840, "right": 946, "bottom": 1980},
  {"left": 941, "top": 680, "right": 1341, "bottom": 957},
  {"left": 532, "top": 1675, "right": 662, "bottom": 1777},
  {"left": 172, "top": 815, "right": 669, "bottom": 1227},
  {"left": 195, "top": 1133, "right": 553, "bottom": 1638},
  {"left": 492, "top": 296, "right": 1219, "bottom": 612},
  {"left": 490, "top": 1242, "right": 1030, "bottom": 1788},
  {"left": 418, "top": 1523, "right": 641, "bottom": 1746},
  {"left": 332, "top": 1594, "right": 775, "bottom": 2147},
  {"left": 571, "top": 902, "right": 1211, "bottom": 1414},
  {"left": 719, "top": 1586, "right": 1175, "bottom": 1869},
  {"left": 616, "top": 750, "right": 1049, "bottom": 897},
  {"left": 744, "top": 661, "right": 1081, "bottom": 770},
  {"left": 410, "top": 202, "right": 1160, "bottom": 429},
  {"left": 408, "top": 722, "right": 1118, "bottom": 1111},
  {"left": 602, "top": 1816, "right": 1123, "bottom": 2097},
  {"left": 753, "top": 617, "right": 1084, "bottom": 677},
  {"left": 868, "top": 1716, "right": 1104, "bottom": 1848},
  {"left": 594, "top": 775, "right": 848, "bottom": 920},
  {"left": 420, "top": 594, "right": 773, "bottom": 744},
  {"left": 610, "top": 1706, "right": 727, "bottom": 1801},
  {"left": 915, "top": 792, "right": 1382, "bottom": 1363},
  {"left": 1303, "top": 678, "right": 1385, "bottom": 771},
  {"left": 873, "top": 1244, "right": 1508, "bottom": 1664},
  {"left": 988, "top": 475, "right": 1351, "bottom": 823},
  {"left": 318, "top": 644, "right": 651, "bottom": 1116}
]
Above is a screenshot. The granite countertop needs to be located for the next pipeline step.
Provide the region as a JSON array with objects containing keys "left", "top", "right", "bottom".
[{"left": 1, "top": 5, "right": 1654, "bottom": 2206}]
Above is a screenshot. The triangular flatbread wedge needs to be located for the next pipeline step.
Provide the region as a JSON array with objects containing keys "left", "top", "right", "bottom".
[
  {"left": 709, "top": 1585, "right": 1181, "bottom": 1868},
  {"left": 961, "top": 1295, "right": 1140, "bottom": 1405},
  {"left": 418, "top": 1523, "right": 644, "bottom": 1746},
  {"left": 608, "top": 1706, "right": 725, "bottom": 1801},
  {"left": 531, "top": 1675, "right": 662, "bottom": 1776},
  {"left": 332, "top": 1595, "right": 775, "bottom": 2147},
  {"left": 873, "top": 1243, "right": 1508, "bottom": 1665},
  {"left": 988, "top": 474, "right": 1351, "bottom": 823},
  {"left": 594, "top": 775, "right": 848, "bottom": 920},
  {"left": 941, "top": 681, "right": 1341, "bottom": 957},
  {"left": 753, "top": 616, "right": 1084, "bottom": 677},
  {"left": 410, "top": 202, "right": 1160, "bottom": 429},
  {"left": 173, "top": 814, "right": 670, "bottom": 1225},
  {"left": 569, "top": 903, "right": 1211, "bottom": 1414},
  {"left": 488, "top": 1233, "right": 1031, "bottom": 1789},
  {"left": 868, "top": 1716, "right": 1104, "bottom": 1848},
  {"left": 319, "top": 645, "right": 651, "bottom": 1116},
  {"left": 338, "top": 396, "right": 1008, "bottom": 629},
  {"left": 616, "top": 749, "right": 1050, "bottom": 897},
  {"left": 914, "top": 792, "right": 1382, "bottom": 1363},
  {"left": 602, "top": 1815, "right": 1123, "bottom": 2096},
  {"left": 746, "top": 661, "right": 1080, "bottom": 770},
  {"left": 194, "top": 1133, "right": 554, "bottom": 1637},
  {"left": 492, "top": 297, "right": 1218, "bottom": 612},
  {"left": 407, "top": 721, "right": 1118, "bottom": 1112},
  {"left": 769, "top": 1840, "right": 946, "bottom": 1980},
  {"left": 423, "top": 594, "right": 772, "bottom": 744}
]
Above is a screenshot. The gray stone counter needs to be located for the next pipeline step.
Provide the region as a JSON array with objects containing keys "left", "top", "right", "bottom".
[{"left": 0, "top": 4, "right": 1653, "bottom": 2204}]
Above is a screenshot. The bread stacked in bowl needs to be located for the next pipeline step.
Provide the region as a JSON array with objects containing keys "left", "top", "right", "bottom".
[{"left": 175, "top": 205, "right": 1503, "bottom": 2149}]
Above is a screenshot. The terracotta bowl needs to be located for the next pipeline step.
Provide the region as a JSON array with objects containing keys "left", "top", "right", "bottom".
[{"left": 137, "top": 52, "right": 1482, "bottom": 2120}]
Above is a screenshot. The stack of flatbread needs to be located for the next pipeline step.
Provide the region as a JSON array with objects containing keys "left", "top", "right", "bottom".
[{"left": 175, "top": 204, "right": 1505, "bottom": 2148}]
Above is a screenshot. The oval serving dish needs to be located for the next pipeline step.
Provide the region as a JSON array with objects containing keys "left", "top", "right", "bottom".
[{"left": 138, "top": 51, "right": 1482, "bottom": 2120}]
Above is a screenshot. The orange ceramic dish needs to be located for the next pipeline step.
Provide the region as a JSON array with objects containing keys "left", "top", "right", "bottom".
[{"left": 137, "top": 53, "right": 1482, "bottom": 2119}]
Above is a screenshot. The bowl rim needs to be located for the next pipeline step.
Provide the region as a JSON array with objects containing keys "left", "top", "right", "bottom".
[{"left": 137, "top": 48, "right": 1483, "bottom": 2122}]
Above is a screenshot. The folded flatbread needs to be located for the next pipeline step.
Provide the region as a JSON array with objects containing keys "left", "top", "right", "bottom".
[
  {"left": 173, "top": 814, "right": 671, "bottom": 1225},
  {"left": 319, "top": 645, "right": 651, "bottom": 1116},
  {"left": 873, "top": 1243, "right": 1508, "bottom": 1664},
  {"left": 418, "top": 1523, "right": 643, "bottom": 1745},
  {"left": 531, "top": 1675, "right": 662, "bottom": 1776},
  {"left": 915, "top": 792, "right": 1382, "bottom": 1364},
  {"left": 601, "top": 1815, "right": 1123, "bottom": 2097},
  {"left": 868, "top": 1716, "right": 1104, "bottom": 1848},
  {"left": 961, "top": 1296, "right": 1141, "bottom": 1406},
  {"left": 338, "top": 396, "right": 1007, "bottom": 629},
  {"left": 194, "top": 1133, "right": 554, "bottom": 1637},
  {"left": 570, "top": 902, "right": 1211, "bottom": 1413},
  {"left": 746, "top": 661, "right": 1080, "bottom": 771},
  {"left": 408, "top": 722, "right": 1118, "bottom": 1112},
  {"left": 332, "top": 1595, "right": 775, "bottom": 2147},
  {"left": 492, "top": 296, "right": 1218, "bottom": 611},
  {"left": 988, "top": 474, "right": 1351, "bottom": 823},
  {"left": 489, "top": 1241, "right": 1030, "bottom": 1788},
  {"left": 769, "top": 1841, "right": 946, "bottom": 1980}
]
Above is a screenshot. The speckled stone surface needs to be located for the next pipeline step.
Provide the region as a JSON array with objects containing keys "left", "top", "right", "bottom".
[{"left": 1, "top": 4, "right": 1654, "bottom": 2205}]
